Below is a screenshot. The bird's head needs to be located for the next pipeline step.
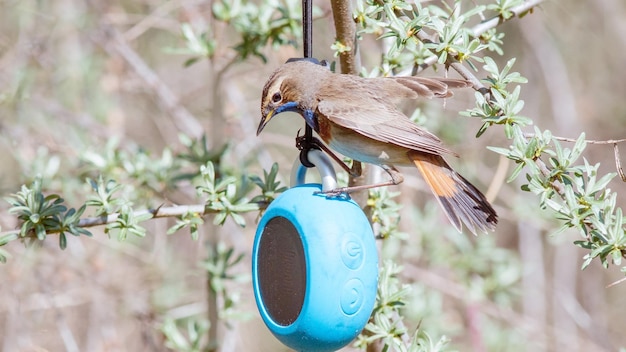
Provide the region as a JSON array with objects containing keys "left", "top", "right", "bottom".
[{"left": 257, "top": 61, "right": 327, "bottom": 135}]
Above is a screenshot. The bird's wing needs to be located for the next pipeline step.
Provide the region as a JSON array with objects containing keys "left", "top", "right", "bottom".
[
  {"left": 317, "top": 99, "right": 457, "bottom": 156},
  {"left": 386, "top": 77, "right": 471, "bottom": 99}
]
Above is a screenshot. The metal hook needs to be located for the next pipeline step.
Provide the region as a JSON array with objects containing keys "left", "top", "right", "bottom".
[{"left": 290, "top": 149, "right": 338, "bottom": 192}]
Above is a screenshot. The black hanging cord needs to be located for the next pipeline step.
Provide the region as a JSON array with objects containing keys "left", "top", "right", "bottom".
[
  {"left": 285, "top": 1, "right": 324, "bottom": 168},
  {"left": 303, "top": 0, "right": 313, "bottom": 58},
  {"left": 299, "top": 0, "right": 315, "bottom": 168}
]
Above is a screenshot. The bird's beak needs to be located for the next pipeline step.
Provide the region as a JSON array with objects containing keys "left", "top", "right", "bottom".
[
  {"left": 257, "top": 101, "right": 299, "bottom": 136},
  {"left": 256, "top": 109, "right": 275, "bottom": 136}
]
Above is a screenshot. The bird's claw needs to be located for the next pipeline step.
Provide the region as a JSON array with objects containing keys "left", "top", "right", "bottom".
[
  {"left": 295, "top": 129, "right": 304, "bottom": 149},
  {"left": 295, "top": 131, "right": 323, "bottom": 151}
]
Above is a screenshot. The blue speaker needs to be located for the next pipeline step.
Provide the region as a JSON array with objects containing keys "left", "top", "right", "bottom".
[{"left": 252, "top": 150, "right": 378, "bottom": 352}]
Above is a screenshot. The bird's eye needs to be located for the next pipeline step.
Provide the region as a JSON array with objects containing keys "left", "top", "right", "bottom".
[{"left": 271, "top": 92, "right": 282, "bottom": 103}]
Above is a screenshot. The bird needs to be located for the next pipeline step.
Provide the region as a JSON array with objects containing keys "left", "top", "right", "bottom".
[{"left": 256, "top": 60, "right": 497, "bottom": 234}]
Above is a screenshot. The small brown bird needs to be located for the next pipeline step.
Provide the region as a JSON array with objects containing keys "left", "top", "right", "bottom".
[{"left": 257, "top": 60, "right": 497, "bottom": 234}]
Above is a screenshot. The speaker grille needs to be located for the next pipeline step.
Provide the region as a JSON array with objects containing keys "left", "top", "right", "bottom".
[{"left": 258, "top": 216, "right": 306, "bottom": 326}]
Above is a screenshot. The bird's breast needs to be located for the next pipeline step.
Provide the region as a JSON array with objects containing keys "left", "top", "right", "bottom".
[{"left": 318, "top": 117, "right": 412, "bottom": 166}]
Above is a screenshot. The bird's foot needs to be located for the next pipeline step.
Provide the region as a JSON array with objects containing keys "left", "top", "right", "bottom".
[
  {"left": 295, "top": 131, "right": 324, "bottom": 151},
  {"left": 313, "top": 187, "right": 351, "bottom": 199},
  {"left": 315, "top": 177, "right": 401, "bottom": 196}
]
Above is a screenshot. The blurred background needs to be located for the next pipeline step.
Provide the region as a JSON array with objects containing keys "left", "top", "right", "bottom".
[{"left": 0, "top": 0, "right": 625, "bottom": 351}]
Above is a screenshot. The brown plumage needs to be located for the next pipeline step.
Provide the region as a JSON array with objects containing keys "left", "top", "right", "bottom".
[{"left": 257, "top": 60, "right": 497, "bottom": 234}]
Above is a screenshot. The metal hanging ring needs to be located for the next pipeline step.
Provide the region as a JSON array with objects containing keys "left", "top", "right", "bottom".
[{"left": 291, "top": 149, "right": 338, "bottom": 192}]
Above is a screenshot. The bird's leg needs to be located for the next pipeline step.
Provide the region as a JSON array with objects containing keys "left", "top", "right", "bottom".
[
  {"left": 295, "top": 133, "right": 358, "bottom": 177},
  {"left": 318, "top": 165, "right": 404, "bottom": 196},
  {"left": 349, "top": 161, "right": 362, "bottom": 180}
]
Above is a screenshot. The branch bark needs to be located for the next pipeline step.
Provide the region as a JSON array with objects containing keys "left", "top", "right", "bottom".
[
  {"left": 330, "top": 0, "right": 371, "bottom": 207},
  {"left": 0, "top": 203, "right": 231, "bottom": 238},
  {"left": 330, "top": 0, "right": 360, "bottom": 74}
]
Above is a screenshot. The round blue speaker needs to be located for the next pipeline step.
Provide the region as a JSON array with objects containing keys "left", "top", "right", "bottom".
[{"left": 252, "top": 151, "right": 378, "bottom": 352}]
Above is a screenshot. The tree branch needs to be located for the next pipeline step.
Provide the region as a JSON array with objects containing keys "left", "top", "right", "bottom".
[
  {"left": 0, "top": 204, "right": 208, "bottom": 238},
  {"left": 330, "top": 0, "right": 360, "bottom": 74},
  {"left": 523, "top": 133, "right": 626, "bottom": 182},
  {"left": 523, "top": 133, "right": 626, "bottom": 145},
  {"left": 330, "top": 0, "right": 370, "bottom": 207},
  {"left": 534, "top": 158, "right": 565, "bottom": 195},
  {"left": 471, "top": 0, "right": 545, "bottom": 38}
]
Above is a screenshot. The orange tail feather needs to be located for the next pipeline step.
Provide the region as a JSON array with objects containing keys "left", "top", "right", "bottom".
[{"left": 409, "top": 152, "right": 497, "bottom": 234}]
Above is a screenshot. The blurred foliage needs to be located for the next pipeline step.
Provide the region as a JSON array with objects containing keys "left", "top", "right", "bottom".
[
  {"left": 162, "top": 317, "right": 210, "bottom": 352},
  {"left": 4, "top": 139, "right": 286, "bottom": 243}
]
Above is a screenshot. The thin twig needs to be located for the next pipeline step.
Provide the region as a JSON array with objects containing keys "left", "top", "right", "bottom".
[
  {"left": 535, "top": 158, "right": 565, "bottom": 195},
  {"left": 523, "top": 133, "right": 626, "bottom": 182},
  {"left": 0, "top": 204, "right": 208, "bottom": 238},
  {"left": 471, "top": 0, "right": 544, "bottom": 38},
  {"left": 485, "top": 155, "right": 508, "bottom": 202},
  {"left": 606, "top": 276, "right": 626, "bottom": 288},
  {"left": 123, "top": 0, "right": 200, "bottom": 41},
  {"left": 615, "top": 143, "right": 626, "bottom": 182},
  {"left": 450, "top": 61, "right": 489, "bottom": 94},
  {"left": 415, "top": 31, "right": 489, "bottom": 94},
  {"left": 523, "top": 133, "right": 626, "bottom": 145}
]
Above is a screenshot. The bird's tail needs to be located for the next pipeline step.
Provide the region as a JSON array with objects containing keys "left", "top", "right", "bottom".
[{"left": 409, "top": 152, "right": 497, "bottom": 235}]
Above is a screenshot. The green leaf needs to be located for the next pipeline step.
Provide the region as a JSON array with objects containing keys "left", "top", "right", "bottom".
[
  {"left": 507, "top": 163, "right": 525, "bottom": 183},
  {"left": 59, "top": 233, "right": 67, "bottom": 250},
  {"left": 525, "top": 137, "right": 538, "bottom": 159},
  {"left": 36, "top": 224, "right": 46, "bottom": 240},
  {"left": 0, "top": 233, "right": 18, "bottom": 246},
  {"left": 476, "top": 122, "right": 490, "bottom": 137},
  {"left": 486, "top": 146, "right": 511, "bottom": 156},
  {"left": 611, "top": 249, "right": 622, "bottom": 266}
]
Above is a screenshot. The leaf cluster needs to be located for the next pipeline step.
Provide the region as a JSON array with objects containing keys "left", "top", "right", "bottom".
[
  {"left": 346, "top": 0, "right": 623, "bottom": 349},
  {"left": 355, "top": 261, "right": 451, "bottom": 352},
  {"left": 2, "top": 137, "right": 288, "bottom": 256},
  {"left": 367, "top": 187, "right": 405, "bottom": 240},
  {"left": 462, "top": 57, "right": 530, "bottom": 138},
  {"left": 212, "top": 0, "right": 303, "bottom": 62},
  {"left": 161, "top": 317, "right": 210, "bottom": 352},
  {"left": 201, "top": 241, "right": 250, "bottom": 318},
  {"left": 353, "top": 0, "right": 508, "bottom": 75},
  {"left": 469, "top": 57, "right": 626, "bottom": 272},
  {"left": 4, "top": 177, "right": 91, "bottom": 256}
]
